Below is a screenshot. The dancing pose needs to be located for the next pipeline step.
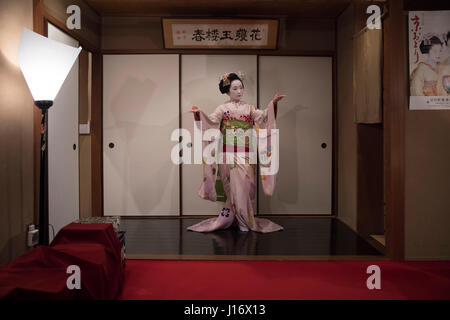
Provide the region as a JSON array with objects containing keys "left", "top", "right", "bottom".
[
  {"left": 437, "top": 32, "right": 450, "bottom": 96},
  {"left": 410, "top": 35, "right": 443, "bottom": 96},
  {"left": 187, "top": 72, "right": 285, "bottom": 233}
]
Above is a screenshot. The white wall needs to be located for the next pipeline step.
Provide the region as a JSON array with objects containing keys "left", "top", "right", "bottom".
[{"left": 0, "top": 0, "right": 34, "bottom": 264}]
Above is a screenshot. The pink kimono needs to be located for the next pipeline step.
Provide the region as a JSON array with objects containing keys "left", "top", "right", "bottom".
[{"left": 187, "top": 100, "right": 284, "bottom": 233}]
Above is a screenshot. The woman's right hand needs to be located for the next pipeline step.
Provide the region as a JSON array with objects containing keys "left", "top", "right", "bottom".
[{"left": 189, "top": 105, "right": 200, "bottom": 113}]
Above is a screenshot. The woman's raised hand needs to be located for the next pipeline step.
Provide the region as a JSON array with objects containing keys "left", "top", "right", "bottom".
[
  {"left": 273, "top": 93, "right": 286, "bottom": 104},
  {"left": 189, "top": 105, "right": 200, "bottom": 113}
]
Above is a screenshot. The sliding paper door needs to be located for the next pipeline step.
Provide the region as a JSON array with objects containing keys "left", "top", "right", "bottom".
[
  {"left": 103, "top": 54, "right": 179, "bottom": 216},
  {"left": 47, "top": 23, "right": 80, "bottom": 241},
  {"left": 181, "top": 55, "right": 257, "bottom": 215},
  {"left": 258, "top": 56, "right": 333, "bottom": 215}
]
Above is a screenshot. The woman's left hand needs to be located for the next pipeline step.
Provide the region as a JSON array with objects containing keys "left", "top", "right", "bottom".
[{"left": 273, "top": 93, "right": 286, "bottom": 104}]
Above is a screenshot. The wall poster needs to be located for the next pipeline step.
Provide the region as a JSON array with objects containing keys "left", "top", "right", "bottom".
[{"left": 408, "top": 11, "right": 450, "bottom": 110}]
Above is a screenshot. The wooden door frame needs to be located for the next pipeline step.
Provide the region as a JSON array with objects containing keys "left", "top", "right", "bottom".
[
  {"left": 341, "top": 0, "right": 405, "bottom": 260},
  {"left": 32, "top": 0, "right": 102, "bottom": 226},
  {"left": 33, "top": 0, "right": 407, "bottom": 259},
  {"left": 383, "top": 0, "right": 406, "bottom": 260},
  {"left": 97, "top": 51, "right": 337, "bottom": 218}
]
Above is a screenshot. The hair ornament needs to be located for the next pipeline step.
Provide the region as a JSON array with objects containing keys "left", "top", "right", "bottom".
[
  {"left": 219, "top": 71, "right": 245, "bottom": 86},
  {"left": 236, "top": 71, "right": 245, "bottom": 81}
]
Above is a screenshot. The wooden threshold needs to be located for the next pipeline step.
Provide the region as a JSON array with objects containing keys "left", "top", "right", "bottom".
[{"left": 126, "top": 254, "right": 387, "bottom": 261}]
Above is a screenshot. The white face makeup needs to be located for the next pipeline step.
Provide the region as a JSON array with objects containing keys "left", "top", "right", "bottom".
[
  {"left": 428, "top": 44, "right": 442, "bottom": 65},
  {"left": 227, "top": 79, "right": 244, "bottom": 102}
]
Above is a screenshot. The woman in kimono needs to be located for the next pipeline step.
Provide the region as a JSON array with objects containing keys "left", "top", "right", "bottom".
[
  {"left": 410, "top": 35, "right": 443, "bottom": 96},
  {"left": 437, "top": 32, "right": 450, "bottom": 96},
  {"left": 187, "top": 72, "right": 285, "bottom": 233}
]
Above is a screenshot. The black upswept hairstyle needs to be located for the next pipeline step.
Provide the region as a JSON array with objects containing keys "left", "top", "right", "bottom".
[
  {"left": 419, "top": 36, "right": 442, "bottom": 54},
  {"left": 219, "top": 73, "right": 244, "bottom": 94}
]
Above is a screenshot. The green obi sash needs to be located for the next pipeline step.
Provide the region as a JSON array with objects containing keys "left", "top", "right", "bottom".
[
  {"left": 221, "top": 119, "right": 253, "bottom": 148},
  {"left": 222, "top": 119, "right": 252, "bottom": 130},
  {"left": 214, "top": 119, "right": 253, "bottom": 202}
]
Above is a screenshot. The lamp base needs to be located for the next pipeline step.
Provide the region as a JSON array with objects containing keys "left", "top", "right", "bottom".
[{"left": 34, "top": 100, "right": 53, "bottom": 111}]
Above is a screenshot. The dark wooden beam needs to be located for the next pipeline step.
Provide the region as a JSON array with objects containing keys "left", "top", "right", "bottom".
[
  {"left": 84, "top": 0, "right": 354, "bottom": 18},
  {"left": 91, "top": 52, "right": 103, "bottom": 217},
  {"left": 357, "top": 124, "right": 384, "bottom": 237},
  {"left": 383, "top": 0, "right": 406, "bottom": 261},
  {"left": 33, "top": 0, "right": 45, "bottom": 228},
  {"left": 352, "top": 3, "right": 384, "bottom": 241},
  {"left": 404, "top": 0, "right": 450, "bottom": 10},
  {"left": 101, "top": 49, "right": 335, "bottom": 56}
]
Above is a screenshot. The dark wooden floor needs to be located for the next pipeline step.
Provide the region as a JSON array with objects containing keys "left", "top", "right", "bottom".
[{"left": 119, "top": 217, "right": 384, "bottom": 260}]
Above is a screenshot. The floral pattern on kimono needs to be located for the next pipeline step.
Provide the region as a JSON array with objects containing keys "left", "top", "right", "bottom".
[
  {"left": 410, "top": 62, "right": 439, "bottom": 96},
  {"left": 437, "top": 57, "right": 450, "bottom": 96},
  {"left": 187, "top": 100, "right": 283, "bottom": 234}
]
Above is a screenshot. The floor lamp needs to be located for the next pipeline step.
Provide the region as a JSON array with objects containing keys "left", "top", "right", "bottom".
[{"left": 18, "top": 28, "right": 82, "bottom": 245}]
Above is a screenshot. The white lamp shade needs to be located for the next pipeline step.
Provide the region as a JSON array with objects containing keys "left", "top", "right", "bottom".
[{"left": 18, "top": 28, "right": 82, "bottom": 102}]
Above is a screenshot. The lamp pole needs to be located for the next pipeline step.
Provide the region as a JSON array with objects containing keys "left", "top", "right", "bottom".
[{"left": 36, "top": 100, "right": 53, "bottom": 245}]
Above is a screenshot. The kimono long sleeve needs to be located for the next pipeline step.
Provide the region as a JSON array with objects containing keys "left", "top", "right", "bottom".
[
  {"left": 251, "top": 100, "right": 279, "bottom": 196},
  {"left": 207, "top": 105, "right": 224, "bottom": 124},
  {"left": 437, "top": 63, "right": 450, "bottom": 96},
  {"left": 250, "top": 102, "right": 278, "bottom": 123},
  {"left": 193, "top": 105, "right": 223, "bottom": 201},
  {"left": 410, "top": 64, "right": 425, "bottom": 96}
]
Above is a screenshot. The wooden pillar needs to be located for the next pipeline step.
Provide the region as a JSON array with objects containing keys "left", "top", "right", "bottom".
[
  {"left": 383, "top": 0, "right": 406, "bottom": 260},
  {"left": 91, "top": 52, "right": 103, "bottom": 217},
  {"left": 32, "top": 0, "right": 46, "bottom": 227},
  {"left": 353, "top": 2, "right": 385, "bottom": 242}
]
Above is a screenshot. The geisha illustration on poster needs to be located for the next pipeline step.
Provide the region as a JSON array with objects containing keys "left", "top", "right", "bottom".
[{"left": 408, "top": 10, "right": 450, "bottom": 109}]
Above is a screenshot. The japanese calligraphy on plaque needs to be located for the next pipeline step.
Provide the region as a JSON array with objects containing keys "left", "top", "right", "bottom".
[
  {"left": 408, "top": 11, "right": 450, "bottom": 110},
  {"left": 162, "top": 19, "right": 278, "bottom": 49}
]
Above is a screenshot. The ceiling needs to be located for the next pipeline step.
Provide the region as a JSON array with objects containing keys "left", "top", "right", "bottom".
[{"left": 84, "top": 0, "right": 358, "bottom": 18}]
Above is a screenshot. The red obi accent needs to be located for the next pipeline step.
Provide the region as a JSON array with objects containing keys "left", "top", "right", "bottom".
[
  {"left": 222, "top": 145, "right": 250, "bottom": 153},
  {"left": 423, "top": 80, "right": 437, "bottom": 96},
  {"left": 223, "top": 115, "right": 254, "bottom": 126}
]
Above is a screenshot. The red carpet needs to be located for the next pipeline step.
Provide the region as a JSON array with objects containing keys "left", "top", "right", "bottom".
[{"left": 119, "top": 260, "right": 450, "bottom": 300}]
